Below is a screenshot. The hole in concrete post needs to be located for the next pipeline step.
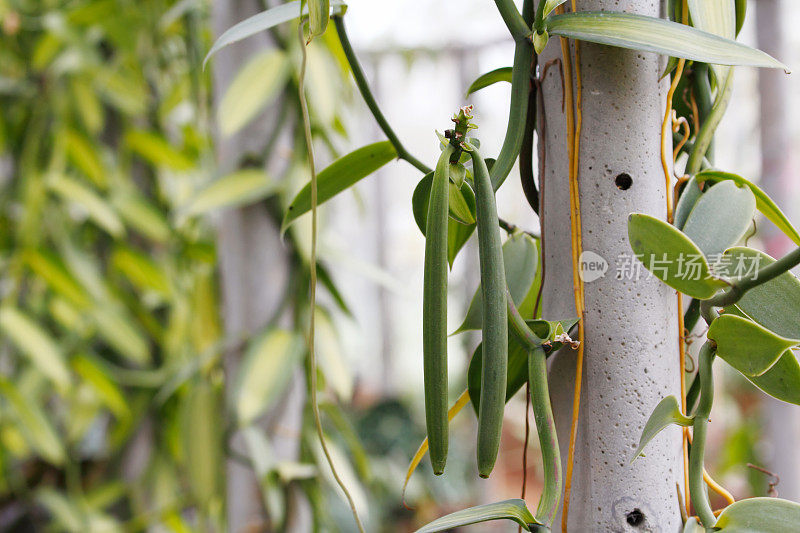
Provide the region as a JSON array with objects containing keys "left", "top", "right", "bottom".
[
  {"left": 615, "top": 173, "right": 633, "bottom": 190},
  {"left": 626, "top": 508, "right": 644, "bottom": 527}
]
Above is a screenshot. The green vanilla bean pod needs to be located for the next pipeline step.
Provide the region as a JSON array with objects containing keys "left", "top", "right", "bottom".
[
  {"left": 471, "top": 148, "right": 509, "bottom": 477},
  {"left": 423, "top": 144, "right": 455, "bottom": 475},
  {"left": 689, "top": 341, "right": 717, "bottom": 527},
  {"left": 529, "top": 345, "right": 562, "bottom": 524},
  {"left": 489, "top": 32, "right": 533, "bottom": 191},
  {"left": 308, "top": 0, "right": 329, "bottom": 39}
]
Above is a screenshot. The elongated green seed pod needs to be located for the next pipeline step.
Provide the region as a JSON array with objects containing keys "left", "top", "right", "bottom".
[
  {"left": 423, "top": 144, "right": 455, "bottom": 475},
  {"left": 489, "top": 34, "right": 532, "bottom": 191},
  {"left": 471, "top": 148, "right": 508, "bottom": 477},
  {"left": 309, "top": 0, "right": 329, "bottom": 39},
  {"left": 530, "top": 346, "right": 562, "bottom": 524}
]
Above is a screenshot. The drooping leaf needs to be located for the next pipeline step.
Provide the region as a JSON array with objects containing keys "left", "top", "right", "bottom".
[
  {"left": 92, "top": 306, "right": 151, "bottom": 366},
  {"left": 415, "top": 499, "right": 540, "bottom": 533},
  {"left": 545, "top": 12, "right": 788, "bottom": 70},
  {"left": 465, "top": 67, "right": 512, "bottom": 97},
  {"left": 687, "top": 0, "right": 735, "bottom": 80},
  {"left": 282, "top": 141, "right": 398, "bottom": 231},
  {"left": 0, "top": 307, "right": 71, "bottom": 389},
  {"left": 24, "top": 249, "right": 91, "bottom": 308},
  {"left": 716, "top": 247, "right": 800, "bottom": 339},
  {"left": 235, "top": 329, "right": 305, "bottom": 425},
  {"left": 674, "top": 175, "right": 703, "bottom": 230},
  {"left": 111, "top": 246, "right": 172, "bottom": 298},
  {"left": 714, "top": 497, "right": 800, "bottom": 532},
  {"left": 218, "top": 50, "right": 290, "bottom": 137},
  {"left": 696, "top": 170, "right": 800, "bottom": 246},
  {"left": 709, "top": 314, "right": 798, "bottom": 377},
  {"left": 0, "top": 378, "right": 65, "bottom": 464},
  {"left": 111, "top": 192, "right": 171, "bottom": 243},
  {"left": 313, "top": 308, "right": 352, "bottom": 401},
  {"left": 746, "top": 350, "right": 800, "bottom": 406},
  {"left": 204, "top": 0, "right": 346, "bottom": 67},
  {"left": 71, "top": 354, "right": 130, "bottom": 420},
  {"left": 627, "top": 213, "right": 727, "bottom": 299},
  {"left": 64, "top": 129, "right": 106, "bottom": 188},
  {"left": 455, "top": 233, "right": 538, "bottom": 333},
  {"left": 49, "top": 175, "right": 126, "bottom": 238},
  {"left": 181, "top": 380, "right": 223, "bottom": 505},
  {"left": 182, "top": 169, "right": 280, "bottom": 216},
  {"left": 682, "top": 180, "right": 756, "bottom": 257},
  {"left": 125, "top": 130, "right": 193, "bottom": 171},
  {"left": 308, "top": 0, "right": 330, "bottom": 38},
  {"left": 631, "top": 396, "right": 693, "bottom": 462}
]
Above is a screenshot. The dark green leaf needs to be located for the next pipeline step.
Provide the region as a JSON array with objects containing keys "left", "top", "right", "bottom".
[
  {"left": 282, "top": 141, "right": 397, "bottom": 231},
  {"left": 465, "top": 67, "right": 512, "bottom": 97},
  {"left": 746, "top": 351, "right": 800, "bottom": 406},
  {"left": 412, "top": 172, "right": 477, "bottom": 232},
  {"left": 415, "top": 499, "right": 539, "bottom": 533},
  {"left": 627, "top": 213, "right": 727, "bottom": 299},
  {"left": 545, "top": 12, "right": 788, "bottom": 70}
]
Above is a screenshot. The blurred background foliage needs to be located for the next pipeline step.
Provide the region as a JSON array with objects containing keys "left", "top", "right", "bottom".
[{"left": 0, "top": 0, "right": 799, "bottom": 531}]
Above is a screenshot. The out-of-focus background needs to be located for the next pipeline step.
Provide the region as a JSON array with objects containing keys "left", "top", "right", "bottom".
[{"left": 0, "top": 0, "right": 798, "bottom": 530}]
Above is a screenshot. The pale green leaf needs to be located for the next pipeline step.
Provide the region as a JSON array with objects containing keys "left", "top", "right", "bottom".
[
  {"left": 125, "top": 130, "right": 193, "bottom": 171},
  {"left": 714, "top": 497, "right": 800, "bottom": 532},
  {"left": 181, "top": 381, "right": 223, "bottom": 504},
  {"left": 182, "top": 169, "right": 279, "bottom": 216},
  {"left": 0, "top": 307, "right": 71, "bottom": 389},
  {"left": 627, "top": 213, "right": 727, "bottom": 299},
  {"left": 49, "top": 175, "right": 125, "bottom": 238},
  {"left": 546, "top": 12, "right": 788, "bottom": 71},
  {"left": 110, "top": 246, "right": 172, "bottom": 298},
  {"left": 71, "top": 355, "right": 130, "bottom": 420},
  {"left": 631, "top": 396, "right": 693, "bottom": 462},
  {"left": 696, "top": 170, "right": 800, "bottom": 246},
  {"left": 204, "top": 0, "right": 346, "bottom": 67},
  {"left": 309, "top": 0, "right": 330, "bottom": 38},
  {"left": 674, "top": 175, "right": 702, "bottom": 230},
  {"left": 0, "top": 378, "right": 65, "bottom": 464},
  {"left": 455, "top": 233, "right": 538, "bottom": 333},
  {"left": 542, "top": 0, "right": 567, "bottom": 19},
  {"left": 64, "top": 129, "right": 106, "bottom": 188},
  {"left": 235, "top": 329, "right": 305, "bottom": 425},
  {"left": 24, "top": 249, "right": 91, "bottom": 308},
  {"left": 314, "top": 309, "right": 352, "bottom": 401},
  {"left": 111, "top": 192, "right": 171, "bottom": 243},
  {"left": 415, "top": 499, "right": 539, "bottom": 533},
  {"left": 687, "top": 0, "right": 735, "bottom": 80},
  {"left": 708, "top": 314, "right": 798, "bottom": 376},
  {"left": 92, "top": 307, "right": 151, "bottom": 366},
  {"left": 281, "top": 141, "right": 398, "bottom": 231},
  {"left": 682, "top": 180, "right": 755, "bottom": 257},
  {"left": 218, "top": 50, "right": 290, "bottom": 137},
  {"left": 465, "top": 67, "right": 512, "bottom": 97}
]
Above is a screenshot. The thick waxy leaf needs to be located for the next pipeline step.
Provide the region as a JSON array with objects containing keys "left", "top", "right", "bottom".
[
  {"left": 674, "top": 176, "right": 702, "bottom": 230},
  {"left": 182, "top": 169, "right": 280, "bottom": 216},
  {"left": 308, "top": 0, "right": 330, "bottom": 38},
  {"left": 631, "top": 396, "right": 692, "bottom": 462},
  {"left": 465, "top": 67, "right": 512, "bottom": 97},
  {"left": 709, "top": 314, "right": 799, "bottom": 376},
  {"left": 455, "top": 233, "right": 538, "bottom": 333},
  {"left": 415, "top": 499, "right": 539, "bottom": 533},
  {"left": 682, "top": 181, "right": 756, "bottom": 257},
  {"left": 716, "top": 248, "right": 800, "bottom": 339},
  {"left": 0, "top": 378, "right": 65, "bottom": 465},
  {"left": 696, "top": 171, "right": 800, "bottom": 246},
  {"left": 0, "top": 307, "right": 71, "bottom": 389},
  {"left": 545, "top": 12, "right": 788, "bottom": 70},
  {"left": 49, "top": 175, "right": 125, "bottom": 238},
  {"left": 282, "top": 141, "right": 397, "bottom": 231},
  {"left": 447, "top": 218, "right": 476, "bottom": 267},
  {"left": 412, "top": 173, "right": 477, "bottom": 232},
  {"left": 746, "top": 350, "right": 800, "bottom": 405},
  {"left": 627, "top": 213, "right": 727, "bottom": 299},
  {"left": 204, "top": 0, "right": 346, "bottom": 66},
  {"left": 218, "top": 50, "right": 289, "bottom": 137},
  {"left": 683, "top": 517, "right": 705, "bottom": 533},
  {"left": 714, "top": 497, "right": 800, "bottom": 532},
  {"left": 235, "top": 329, "right": 305, "bottom": 425}
]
